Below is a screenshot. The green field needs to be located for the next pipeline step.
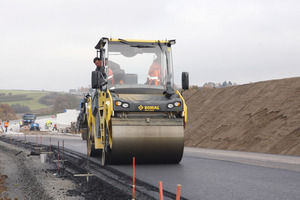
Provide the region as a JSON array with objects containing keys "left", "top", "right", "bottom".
[{"left": 0, "top": 90, "right": 49, "bottom": 111}]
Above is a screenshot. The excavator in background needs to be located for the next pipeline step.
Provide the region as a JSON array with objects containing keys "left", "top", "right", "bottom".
[{"left": 79, "top": 38, "right": 189, "bottom": 165}]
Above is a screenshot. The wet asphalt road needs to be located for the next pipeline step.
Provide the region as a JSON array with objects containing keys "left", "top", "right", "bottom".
[{"left": 5, "top": 133, "right": 300, "bottom": 200}]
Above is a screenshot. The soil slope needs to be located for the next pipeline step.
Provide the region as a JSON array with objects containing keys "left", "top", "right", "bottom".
[{"left": 183, "top": 77, "right": 300, "bottom": 156}]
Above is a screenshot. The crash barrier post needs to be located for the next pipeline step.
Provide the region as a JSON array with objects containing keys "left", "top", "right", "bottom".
[
  {"left": 176, "top": 184, "right": 181, "bottom": 200},
  {"left": 132, "top": 157, "right": 135, "bottom": 200},
  {"left": 24, "top": 134, "right": 27, "bottom": 147},
  {"left": 159, "top": 181, "right": 163, "bottom": 200},
  {"left": 57, "top": 141, "right": 60, "bottom": 172},
  {"left": 51, "top": 140, "right": 65, "bottom": 172},
  {"left": 34, "top": 135, "right": 43, "bottom": 152},
  {"left": 73, "top": 140, "right": 94, "bottom": 182},
  {"left": 35, "top": 135, "right": 38, "bottom": 152},
  {"left": 63, "top": 140, "right": 65, "bottom": 172},
  {"left": 41, "top": 136, "right": 53, "bottom": 155}
]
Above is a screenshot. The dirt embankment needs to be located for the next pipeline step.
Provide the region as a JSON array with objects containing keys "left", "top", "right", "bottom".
[{"left": 183, "top": 77, "right": 300, "bottom": 156}]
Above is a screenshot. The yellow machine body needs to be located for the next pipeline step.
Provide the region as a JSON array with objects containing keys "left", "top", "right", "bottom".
[{"left": 85, "top": 38, "right": 188, "bottom": 164}]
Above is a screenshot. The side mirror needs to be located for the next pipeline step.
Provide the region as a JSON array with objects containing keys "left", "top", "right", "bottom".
[
  {"left": 91, "top": 71, "right": 101, "bottom": 89},
  {"left": 182, "top": 72, "right": 189, "bottom": 90}
]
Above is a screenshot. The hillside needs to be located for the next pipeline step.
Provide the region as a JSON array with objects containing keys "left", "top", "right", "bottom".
[
  {"left": 0, "top": 90, "right": 82, "bottom": 117},
  {"left": 183, "top": 77, "right": 300, "bottom": 156},
  {"left": 0, "top": 90, "right": 48, "bottom": 111}
]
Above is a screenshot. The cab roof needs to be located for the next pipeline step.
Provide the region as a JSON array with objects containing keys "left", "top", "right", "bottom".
[{"left": 95, "top": 37, "right": 176, "bottom": 49}]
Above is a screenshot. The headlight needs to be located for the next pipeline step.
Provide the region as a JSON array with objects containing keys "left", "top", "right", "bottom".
[
  {"left": 174, "top": 102, "right": 181, "bottom": 107},
  {"left": 115, "top": 100, "right": 130, "bottom": 108},
  {"left": 167, "top": 102, "right": 181, "bottom": 109},
  {"left": 122, "top": 103, "right": 129, "bottom": 108},
  {"left": 167, "top": 103, "right": 174, "bottom": 109},
  {"left": 115, "top": 101, "right": 122, "bottom": 106}
]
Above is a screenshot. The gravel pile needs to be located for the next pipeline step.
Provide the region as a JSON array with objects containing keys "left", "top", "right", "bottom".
[{"left": 0, "top": 140, "right": 82, "bottom": 200}]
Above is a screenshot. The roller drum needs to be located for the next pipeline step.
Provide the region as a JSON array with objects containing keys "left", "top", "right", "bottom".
[{"left": 109, "top": 118, "right": 184, "bottom": 164}]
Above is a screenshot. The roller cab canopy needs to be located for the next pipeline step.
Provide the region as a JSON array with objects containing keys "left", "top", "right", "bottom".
[{"left": 94, "top": 38, "right": 177, "bottom": 94}]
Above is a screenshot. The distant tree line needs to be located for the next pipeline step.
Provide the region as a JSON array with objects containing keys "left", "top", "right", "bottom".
[
  {"left": 52, "top": 94, "right": 81, "bottom": 113},
  {"left": 189, "top": 85, "right": 201, "bottom": 90},
  {"left": 0, "top": 104, "right": 18, "bottom": 121},
  {"left": 39, "top": 92, "right": 81, "bottom": 113},
  {"left": 39, "top": 92, "right": 62, "bottom": 105},
  {"left": 185, "top": 81, "right": 237, "bottom": 91},
  {"left": 0, "top": 93, "right": 12, "bottom": 96},
  {"left": 202, "top": 81, "right": 237, "bottom": 89},
  {"left": 11, "top": 104, "right": 30, "bottom": 113}
]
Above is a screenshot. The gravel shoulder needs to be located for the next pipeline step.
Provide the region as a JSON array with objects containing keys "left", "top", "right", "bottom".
[{"left": 0, "top": 140, "right": 83, "bottom": 200}]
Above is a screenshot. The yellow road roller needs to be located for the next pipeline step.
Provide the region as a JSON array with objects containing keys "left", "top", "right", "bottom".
[{"left": 81, "top": 38, "right": 189, "bottom": 165}]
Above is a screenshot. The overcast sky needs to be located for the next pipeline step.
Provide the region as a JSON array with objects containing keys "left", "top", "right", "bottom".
[{"left": 1, "top": 0, "right": 300, "bottom": 91}]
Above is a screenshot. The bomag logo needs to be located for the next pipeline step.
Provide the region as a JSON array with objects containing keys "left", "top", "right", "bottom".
[
  {"left": 138, "top": 105, "right": 160, "bottom": 111},
  {"left": 138, "top": 105, "right": 143, "bottom": 111}
]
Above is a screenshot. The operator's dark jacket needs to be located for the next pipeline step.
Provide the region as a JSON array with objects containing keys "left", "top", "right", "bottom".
[{"left": 95, "top": 66, "right": 107, "bottom": 79}]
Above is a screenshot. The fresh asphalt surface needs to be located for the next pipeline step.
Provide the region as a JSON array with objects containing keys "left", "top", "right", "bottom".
[{"left": 4, "top": 133, "right": 300, "bottom": 200}]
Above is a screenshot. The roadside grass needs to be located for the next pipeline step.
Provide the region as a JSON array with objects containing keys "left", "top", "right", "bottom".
[{"left": 0, "top": 90, "right": 50, "bottom": 111}]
